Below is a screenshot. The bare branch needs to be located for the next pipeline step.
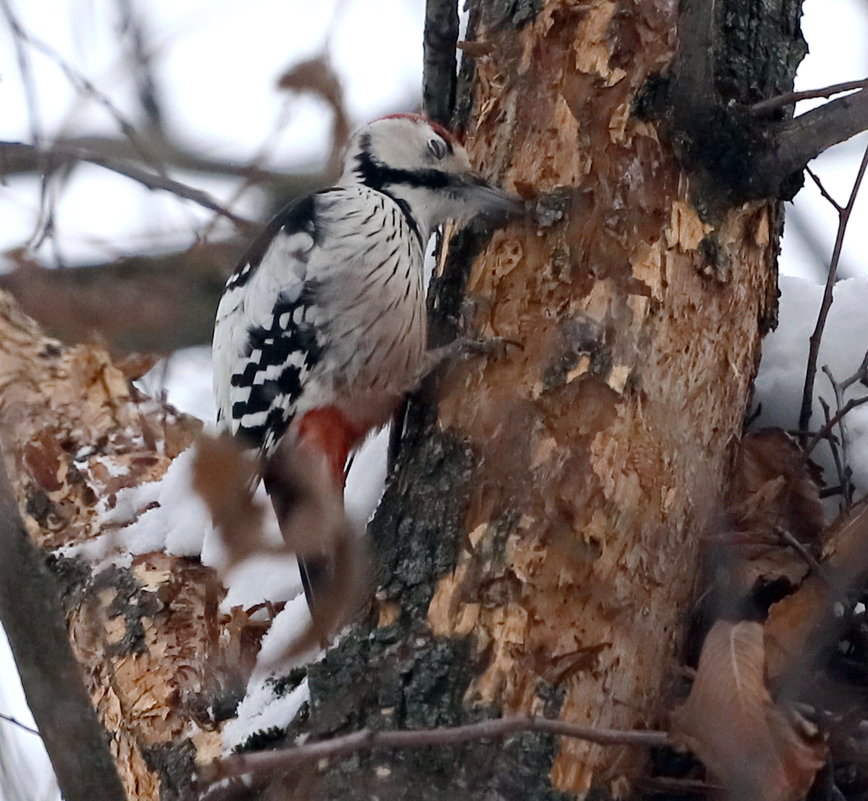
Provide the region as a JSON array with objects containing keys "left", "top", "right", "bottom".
[
  {"left": 750, "top": 78, "right": 868, "bottom": 116},
  {"left": 0, "top": 712, "right": 40, "bottom": 737},
  {"left": 806, "top": 166, "right": 844, "bottom": 212},
  {"left": 819, "top": 396, "right": 848, "bottom": 500},
  {"left": 669, "top": 0, "right": 716, "bottom": 112},
  {"left": 113, "top": 0, "right": 164, "bottom": 129},
  {"left": 0, "top": 451, "right": 127, "bottom": 801},
  {"left": 0, "top": 140, "right": 254, "bottom": 229},
  {"left": 423, "top": 0, "right": 459, "bottom": 125},
  {"left": 806, "top": 396, "right": 868, "bottom": 456},
  {"left": 798, "top": 142, "right": 868, "bottom": 442},
  {"left": 0, "top": 0, "right": 41, "bottom": 148},
  {"left": 765, "top": 89, "right": 868, "bottom": 182},
  {"left": 207, "top": 714, "right": 670, "bottom": 786},
  {"left": 8, "top": 17, "right": 166, "bottom": 172},
  {"left": 0, "top": 240, "right": 241, "bottom": 351}
]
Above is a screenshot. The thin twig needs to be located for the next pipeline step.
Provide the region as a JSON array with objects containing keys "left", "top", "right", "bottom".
[
  {"left": 822, "top": 364, "right": 854, "bottom": 505},
  {"left": 806, "top": 166, "right": 843, "bottom": 212},
  {"left": 806, "top": 395, "right": 868, "bottom": 455},
  {"left": 13, "top": 22, "right": 166, "bottom": 173},
  {"left": 0, "top": 0, "right": 41, "bottom": 148},
  {"left": 798, "top": 142, "right": 868, "bottom": 444},
  {"left": 114, "top": 0, "right": 164, "bottom": 129},
  {"left": 777, "top": 528, "right": 825, "bottom": 577},
  {"left": 838, "top": 348, "right": 868, "bottom": 392},
  {"left": 819, "top": 397, "right": 848, "bottom": 502},
  {"left": 750, "top": 78, "right": 868, "bottom": 115},
  {"left": 0, "top": 711, "right": 40, "bottom": 737},
  {"left": 210, "top": 714, "right": 669, "bottom": 785}
]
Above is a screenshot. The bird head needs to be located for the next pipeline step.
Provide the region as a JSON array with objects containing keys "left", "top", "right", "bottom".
[{"left": 341, "top": 114, "right": 522, "bottom": 236}]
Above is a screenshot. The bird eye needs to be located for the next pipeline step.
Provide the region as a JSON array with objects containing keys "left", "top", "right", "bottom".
[{"left": 427, "top": 137, "right": 448, "bottom": 160}]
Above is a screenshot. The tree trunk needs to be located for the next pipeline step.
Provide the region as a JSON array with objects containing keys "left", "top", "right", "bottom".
[{"left": 298, "top": 0, "right": 803, "bottom": 798}]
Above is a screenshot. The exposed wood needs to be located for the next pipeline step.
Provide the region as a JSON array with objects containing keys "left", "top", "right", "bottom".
[
  {"left": 0, "top": 291, "right": 268, "bottom": 800},
  {"left": 424, "top": 1, "right": 777, "bottom": 792}
]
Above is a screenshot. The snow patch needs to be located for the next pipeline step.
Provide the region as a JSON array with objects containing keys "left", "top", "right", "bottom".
[
  {"left": 754, "top": 275, "right": 868, "bottom": 498},
  {"left": 221, "top": 594, "right": 316, "bottom": 752}
]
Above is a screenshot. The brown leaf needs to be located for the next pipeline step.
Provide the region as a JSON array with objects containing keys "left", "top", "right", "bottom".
[
  {"left": 115, "top": 352, "right": 160, "bottom": 380},
  {"left": 193, "top": 432, "right": 368, "bottom": 654},
  {"left": 671, "top": 620, "right": 825, "bottom": 801},
  {"left": 262, "top": 437, "right": 369, "bottom": 655},
  {"left": 275, "top": 54, "right": 348, "bottom": 177},
  {"left": 765, "top": 500, "right": 868, "bottom": 682},
  {"left": 728, "top": 429, "right": 824, "bottom": 544},
  {"left": 719, "top": 430, "right": 825, "bottom": 597},
  {"left": 191, "top": 433, "right": 264, "bottom": 567},
  {"left": 262, "top": 437, "right": 346, "bottom": 559}
]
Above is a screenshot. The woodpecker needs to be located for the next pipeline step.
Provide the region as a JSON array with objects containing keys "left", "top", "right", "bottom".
[{"left": 212, "top": 114, "right": 518, "bottom": 604}]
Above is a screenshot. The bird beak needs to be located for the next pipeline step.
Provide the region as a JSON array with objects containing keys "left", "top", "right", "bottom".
[{"left": 460, "top": 173, "right": 525, "bottom": 219}]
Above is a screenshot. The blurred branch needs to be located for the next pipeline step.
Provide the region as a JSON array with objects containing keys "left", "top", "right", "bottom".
[
  {"left": 114, "top": 0, "right": 164, "bottom": 129},
  {"left": 0, "top": 241, "right": 243, "bottom": 352},
  {"left": 0, "top": 451, "right": 126, "bottom": 801},
  {"left": 0, "top": 141, "right": 254, "bottom": 229},
  {"left": 798, "top": 143, "right": 868, "bottom": 443},
  {"left": 0, "top": 0, "right": 41, "bottom": 148},
  {"left": 5, "top": 11, "right": 165, "bottom": 172},
  {"left": 423, "top": 0, "right": 459, "bottom": 125}
]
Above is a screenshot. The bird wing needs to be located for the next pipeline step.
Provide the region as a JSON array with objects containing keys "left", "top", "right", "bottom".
[{"left": 212, "top": 192, "right": 326, "bottom": 450}]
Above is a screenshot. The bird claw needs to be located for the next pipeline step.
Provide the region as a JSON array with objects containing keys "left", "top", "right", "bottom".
[{"left": 452, "top": 335, "right": 523, "bottom": 361}]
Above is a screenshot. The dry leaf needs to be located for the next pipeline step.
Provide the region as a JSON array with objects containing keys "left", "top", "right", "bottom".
[
  {"left": 671, "top": 620, "right": 825, "bottom": 801},
  {"left": 262, "top": 436, "right": 369, "bottom": 655},
  {"left": 765, "top": 500, "right": 868, "bottom": 682},
  {"left": 115, "top": 352, "right": 160, "bottom": 380},
  {"left": 191, "top": 433, "right": 264, "bottom": 567},
  {"left": 276, "top": 54, "right": 348, "bottom": 176},
  {"left": 193, "top": 432, "right": 368, "bottom": 655},
  {"left": 728, "top": 429, "right": 824, "bottom": 543},
  {"left": 718, "top": 430, "right": 825, "bottom": 598}
]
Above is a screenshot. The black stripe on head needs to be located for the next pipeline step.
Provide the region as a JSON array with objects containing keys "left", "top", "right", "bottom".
[
  {"left": 354, "top": 143, "right": 453, "bottom": 193},
  {"left": 354, "top": 141, "right": 453, "bottom": 246}
]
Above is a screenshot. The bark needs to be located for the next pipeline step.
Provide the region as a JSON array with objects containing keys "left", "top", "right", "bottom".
[
  {"left": 0, "top": 292, "right": 268, "bottom": 801},
  {"left": 293, "top": 0, "right": 801, "bottom": 798}
]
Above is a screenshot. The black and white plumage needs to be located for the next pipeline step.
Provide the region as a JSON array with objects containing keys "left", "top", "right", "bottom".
[{"left": 212, "top": 114, "right": 518, "bottom": 481}]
